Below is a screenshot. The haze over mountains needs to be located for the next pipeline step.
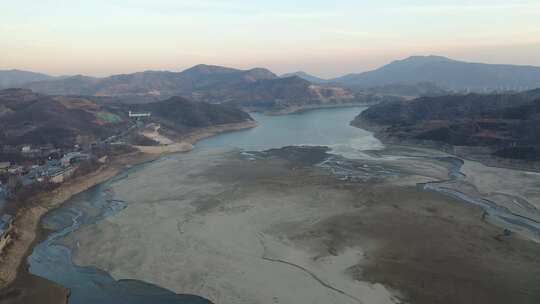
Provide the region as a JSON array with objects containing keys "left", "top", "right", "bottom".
[
  {"left": 285, "top": 56, "right": 540, "bottom": 92},
  {"left": 22, "top": 65, "right": 277, "bottom": 98},
  {"left": 0, "top": 70, "right": 57, "bottom": 89},
  {"left": 334, "top": 56, "right": 540, "bottom": 91},
  {"left": 2, "top": 64, "right": 370, "bottom": 111},
  {"left": 2, "top": 56, "right": 540, "bottom": 107}
]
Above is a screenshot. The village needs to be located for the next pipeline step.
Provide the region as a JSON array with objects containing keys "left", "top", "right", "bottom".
[
  {"left": 0, "top": 110, "right": 152, "bottom": 255},
  {"left": 0, "top": 143, "right": 104, "bottom": 254},
  {"left": 1, "top": 145, "right": 99, "bottom": 198}
]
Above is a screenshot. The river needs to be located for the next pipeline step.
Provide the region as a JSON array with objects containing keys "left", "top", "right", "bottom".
[
  {"left": 29, "top": 106, "right": 383, "bottom": 304},
  {"left": 27, "top": 106, "right": 540, "bottom": 303}
]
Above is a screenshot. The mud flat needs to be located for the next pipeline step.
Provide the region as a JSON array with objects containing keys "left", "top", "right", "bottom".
[
  {"left": 0, "top": 121, "right": 257, "bottom": 304},
  {"left": 11, "top": 107, "right": 540, "bottom": 304},
  {"left": 134, "top": 142, "right": 194, "bottom": 154},
  {"left": 353, "top": 115, "right": 540, "bottom": 241},
  {"left": 64, "top": 146, "right": 540, "bottom": 304},
  {"left": 0, "top": 151, "right": 155, "bottom": 303}
]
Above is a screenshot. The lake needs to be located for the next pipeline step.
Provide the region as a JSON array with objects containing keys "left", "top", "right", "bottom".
[{"left": 28, "top": 106, "right": 383, "bottom": 304}]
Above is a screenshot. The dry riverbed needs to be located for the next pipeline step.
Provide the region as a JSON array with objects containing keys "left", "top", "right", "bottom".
[
  {"left": 0, "top": 151, "right": 157, "bottom": 304},
  {"left": 63, "top": 146, "right": 540, "bottom": 304},
  {"left": 0, "top": 121, "right": 257, "bottom": 304}
]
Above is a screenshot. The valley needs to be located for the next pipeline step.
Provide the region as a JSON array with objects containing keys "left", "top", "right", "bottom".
[
  {"left": 1, "top": 58, "right": 540, "bottom": 304},
  {"left": 3, "top": 2, "right": 540, "bottom": 303},
  {"left": 0, "top": 107, "right": 536, "bottom": 304}
]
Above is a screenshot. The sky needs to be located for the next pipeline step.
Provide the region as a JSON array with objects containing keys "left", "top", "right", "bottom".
[{"left": 1, "top": 0, "right": 540, "bottom": 78}]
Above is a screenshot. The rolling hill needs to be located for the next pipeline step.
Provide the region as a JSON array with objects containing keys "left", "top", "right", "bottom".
[
  {"left": 22, "top": 65, "right": 367, "bottom": 110},
  {"left": 130, "top": 96, "right": 253, "bottom": 134},
  {"left": 24, "top": 65, "right": 277, "bottom": 98},
  {"left": 362, "top": 82, "right": 450, "bottom": 98},
  {"left": 0, "top": 89, "right": 129, "bottom": 148},
  {"left": 219, "top": 76, "right": 376, "bottom": 111},
  {"left": 0, "top": 88, "right": 255, "bottom": 149},
  {"left": 354, "top": 89, "right": 540, "bottom": 160}
]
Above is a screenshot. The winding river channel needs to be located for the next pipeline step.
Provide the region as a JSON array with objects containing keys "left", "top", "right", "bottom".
[{"left": 27, "top": 106, "right": 540, "bottom": 303}]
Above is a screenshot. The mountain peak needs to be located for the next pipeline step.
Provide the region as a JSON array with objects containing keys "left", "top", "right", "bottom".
[
  {"left": 182, "top": 64, "right": 240, "bottom": 75},
  {"left": 244, "top": 68, "right": 277, "bottom": 81},
  {"left": 403, "top": 55, "right": 452, "bottom": 61},
  {"left": 390, "top": 55, "right": 454, "bottom": 67},
  {"left": 333, "top": 55, "right": 540, "bottom": 91},
  {"left": 281, "top": 71, "right": 327, "bottom": 83}
]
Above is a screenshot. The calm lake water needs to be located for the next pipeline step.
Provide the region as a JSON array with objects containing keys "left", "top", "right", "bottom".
[
  {"left": 197, "top": 107, "right": 382, "bottom": 156},
  {"left": 28, "top": 106, "right": 382, "bottom": 304}
]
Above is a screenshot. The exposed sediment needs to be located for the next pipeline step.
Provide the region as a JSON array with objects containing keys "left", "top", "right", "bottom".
[
  {"left": 0, "top": 121, "right": 257, "bottom": 303},
  {"left": 65, "top": 146, "right": 540, "bottom": 304},
  {"left": 353, "top": 115, "right": 540, "bottom": 242},
  {"left": 348, "top": 116, "right": 540, "bottom": 303}
]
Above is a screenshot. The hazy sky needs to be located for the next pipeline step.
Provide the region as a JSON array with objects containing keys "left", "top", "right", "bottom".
[{"left": 1, "top": 0, "right": 540, "bottom": 77}]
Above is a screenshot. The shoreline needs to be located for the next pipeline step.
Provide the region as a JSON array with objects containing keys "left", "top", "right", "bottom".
[
  {"left": 0, "top": 120, "right": 257, "bottom": 303},
  {"left": 352, "top": 116, "right": 540, "bottom": 242},
  {"left": 351, "top": 116, "right": 540, "bottom": 173},
  {"left": 133, "top": 120, "right": 257, "bottom": 154},
  {"left": 4, "top": 112, "right": 538, "bottom": 304},
  {"left": 247, "top": 102, "right": 375, "bottom": 116},
  {"left": 65, "top": 145, "right": 540, "bottom": 304}
]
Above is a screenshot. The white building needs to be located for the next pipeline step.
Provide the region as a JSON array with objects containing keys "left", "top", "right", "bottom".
[
  {"left": 128, "top": 111, "right": 151, "bottom": 118},
  {"left": 0, "top": 162, "right": 10, "bottom": 173}
]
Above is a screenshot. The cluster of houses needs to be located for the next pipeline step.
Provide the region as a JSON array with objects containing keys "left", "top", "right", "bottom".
[
  {"left": 0, "top": 110, "right": 149, "bottom": 255},
  {"left": 0, "top": 141, "right": 101, "bottom": 257},
  {"left": 0, "top": 145, "right": 93, "bottom": 255},
  {"left": 0, "top": 145, "right": 91, "bottom": 198}
]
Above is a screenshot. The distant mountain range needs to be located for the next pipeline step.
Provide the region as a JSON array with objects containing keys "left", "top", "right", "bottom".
[
  {"left": 200, "top": 75, "right": 364, "bottom": 110},
  {"left": 332, "top": 56, "right": 540, "bottom": 91},
  {"left": 0, "top": 70, "right": 57, "bottom": 89},
  {"left": 5, "top": 65, "right": 366, "bottom": 111},
  {"left": 2, "top": 56, "right": 540, "bottom": 107},
  {"left": 22, "top": 65, "right": 277, "bottom": 98},
  {"left": 282, "top": 56, "right": 540, "bottom": 92}
]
